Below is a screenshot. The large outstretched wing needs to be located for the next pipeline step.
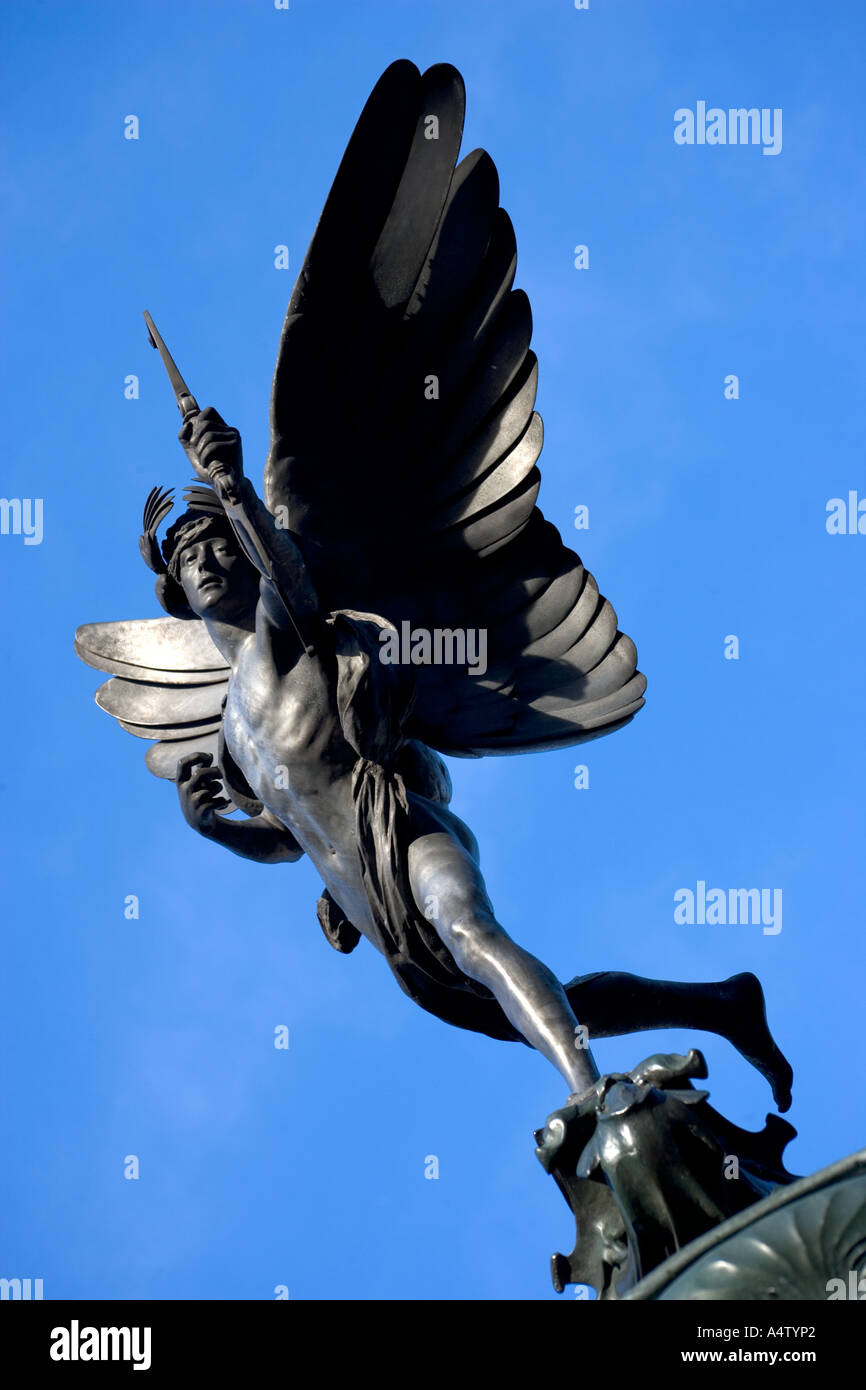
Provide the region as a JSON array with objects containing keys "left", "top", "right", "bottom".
[
  {"left": 75, "top": 617, "right": 229, "bottom": 779},
  {"left": 265, "top": 60, "right": 645, "bottom": 757}
]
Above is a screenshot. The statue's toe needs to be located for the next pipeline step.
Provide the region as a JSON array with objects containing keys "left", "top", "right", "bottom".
[{"left": 724, "top": 972, "right": 794, "bottom": 1112}]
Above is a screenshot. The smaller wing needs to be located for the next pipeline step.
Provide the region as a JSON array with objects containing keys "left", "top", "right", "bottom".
[{"left": 75, "top": 616, "right": 230, "bottom": 782}]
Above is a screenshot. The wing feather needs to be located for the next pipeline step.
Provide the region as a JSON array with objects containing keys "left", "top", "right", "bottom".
[
  {"left": 433, "top": 414, "right": 542, "bottom": 527},
  {"left": 75, "top": 619, "right": 229, "bottom": 781},
  {"left": 75, "top": 617, "right": 227, "bottom": 672},
  {"left": 433, "top": 358, "right": 538, "bottom": 503},
  {"left": 145, "top": 732, "right": 222, "bottom": 780},
  {"left": 96, "top": 677, "right": 226, "bottom": 725}
]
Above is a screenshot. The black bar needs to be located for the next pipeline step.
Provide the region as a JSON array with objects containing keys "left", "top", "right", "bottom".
[{"left": 1, "top": 1298, "right": 861, "bottom": 1377}]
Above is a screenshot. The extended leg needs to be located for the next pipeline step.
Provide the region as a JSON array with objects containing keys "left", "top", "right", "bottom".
[
  {"left": 407, "top": 831, "right": 598, "bottom": 1096},
  {"left": 564, "top": 970, "right": 793, "bottom": 1111}
]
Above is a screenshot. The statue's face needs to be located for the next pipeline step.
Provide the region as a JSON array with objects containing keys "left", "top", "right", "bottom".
[{"left": 177, "top": 534, "right": 257, "bottom": 622}]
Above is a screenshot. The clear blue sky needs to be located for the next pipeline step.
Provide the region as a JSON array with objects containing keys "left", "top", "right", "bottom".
[{"left": 2, "top": 0, "right": 864, "bottom": 1300}]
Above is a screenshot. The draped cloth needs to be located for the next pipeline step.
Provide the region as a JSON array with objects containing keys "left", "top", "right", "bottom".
[{"left": 319, "top": 610, "right": 527, "bottom": 1044}]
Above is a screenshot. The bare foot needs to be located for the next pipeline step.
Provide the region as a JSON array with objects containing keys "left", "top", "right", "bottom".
[{"left": 721, "top": 972, "right": 793, "bottom": 1112}]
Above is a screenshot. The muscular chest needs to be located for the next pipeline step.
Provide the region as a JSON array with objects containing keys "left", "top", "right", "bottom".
[{"left": 222, "top": 645, "right": 346, "bottom": 795}]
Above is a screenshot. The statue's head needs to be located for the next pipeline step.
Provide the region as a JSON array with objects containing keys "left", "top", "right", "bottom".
[
  {"left": 164, "top": 511, "right": 259, "bottom": 623},
  {"left": 140, "top": 485, "right": 259, "bottom": 623}
]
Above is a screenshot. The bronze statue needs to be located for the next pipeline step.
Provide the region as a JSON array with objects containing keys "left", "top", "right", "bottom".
[{"left": 76, "top": 61, "right": 791, "bottom": 1120}]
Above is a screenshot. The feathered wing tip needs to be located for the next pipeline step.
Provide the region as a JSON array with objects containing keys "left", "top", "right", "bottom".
[
  {"left": 181, "top": 483, "right": 224, "bottom": 516},
  {"left": 139, "top": 485, "right": 174, "bottom": 574}
]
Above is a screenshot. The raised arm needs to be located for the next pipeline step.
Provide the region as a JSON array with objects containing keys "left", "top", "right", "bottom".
[
  {"left": 178, "top": 406, "right": 322, "bottom": 652},
  {"left": 176, "top": 753, "right": 303, "bottom": 865}
]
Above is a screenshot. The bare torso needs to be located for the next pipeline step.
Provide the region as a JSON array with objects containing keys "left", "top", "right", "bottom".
[{"left": 222, "top": 628, "right": 384, "bottom": 942}]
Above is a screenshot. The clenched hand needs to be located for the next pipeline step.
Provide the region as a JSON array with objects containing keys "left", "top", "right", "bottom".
[{"left": 176, "top": 752, "right": 232, "bottom": 834}]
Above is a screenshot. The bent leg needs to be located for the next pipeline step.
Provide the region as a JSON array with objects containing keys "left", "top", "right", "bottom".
[
  {"left": 407, "top": 830, "right": 598, "bottom": 1096},
  {"left": 565, "top": 970, "right": 793, "bottom": 1111}
]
